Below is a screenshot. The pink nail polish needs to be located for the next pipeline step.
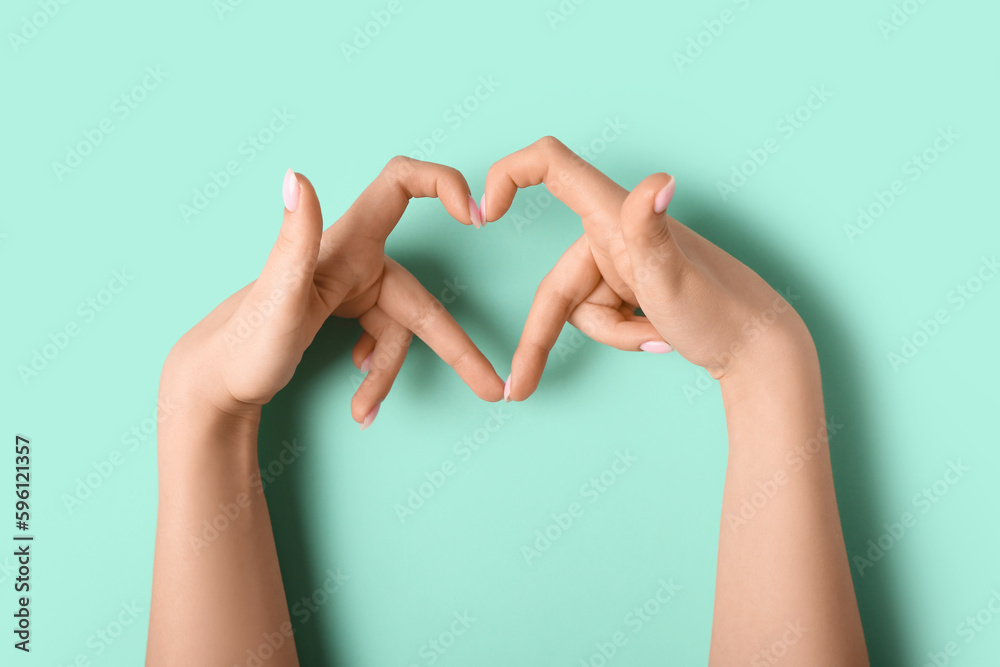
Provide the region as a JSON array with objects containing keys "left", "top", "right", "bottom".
[
  {"left": 360, "top": 352, "right": 373, "bottom": 374},
  {"left": 480, "top": 194, "right": 487, "bottom": 224},
  {"left": 283, "top": 168, "right": 300, "bottom": 212},
  {"left": 360, "top": 403, "right": 380, "bottom": 430},
  {"left": 640, "top": 341, "right": 673, "bottom": 354},
  {"left": 503, "top": 374, "right": 512, "bottom": 402},
  {"left": 468, "top": 195, "right": 483, "bottom": 229},
  {"left": 653, "top": 179, "right": 675, "bottom": 215}
]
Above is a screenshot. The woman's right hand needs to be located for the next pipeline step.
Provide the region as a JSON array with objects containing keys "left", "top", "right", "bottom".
[{"left": 482, "top": 137, "right": 811, "bottom": 400}]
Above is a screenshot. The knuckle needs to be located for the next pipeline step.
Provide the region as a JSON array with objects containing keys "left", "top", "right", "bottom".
[
  {"left": 407, "top": 301, "right": 441, "bottom": 334},
  {"left": 387, "top": 327, "right": 413, "bottom": 353},
  {"left": 449, "top": 347, "right": 476, "bottom": 374},
  {"left": 384, "top": 155, "right": 414, "bottom": 179},
  {"left": 572, "top": 311, "right": 603, "bottom": 337},
  {"left": 535, "top": 135, "right": 565, "bottom": 153},
  {"left": 536, "top": 278, "right": 573, "bottom": 311},
  {"left": 272, "top": 228, "right": 299, "bottom": 257}
]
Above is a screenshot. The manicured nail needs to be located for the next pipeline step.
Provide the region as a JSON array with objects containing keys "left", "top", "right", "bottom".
[
  {"left": 468, "top": 195, "right": 483, "bottom": 229},
  {"left": 640, "top": 341, "right": 673, "bottom": 354},
  {"left": 360, "top": 403, "right": 380, "bottom": 430},
  {"left": 283, "top": 168, "right": 300, "bottom": 212},
  {"left": 360, "top": 352, "right": 373, "bottom": 374},
  {"left": 480, "top": 194, "right": 487, "bottom": 224},
  {"left": 503, "top": 374, "right": 512, "bottom": 402},
  {"left": 653, "top": 179, "right": 676, "bottom": 215}
]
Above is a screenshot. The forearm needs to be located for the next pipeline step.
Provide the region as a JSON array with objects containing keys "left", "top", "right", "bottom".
[
  {"left": 709, "top": 327, "right": 868, "bottom": 665},
  {"left": 146, "top": 384, "right": 298, "bottom": 667}
]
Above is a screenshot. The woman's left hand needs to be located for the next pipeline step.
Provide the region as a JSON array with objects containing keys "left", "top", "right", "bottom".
[{"left": 162, "top": 158, "right": 505, "bottom": 427}]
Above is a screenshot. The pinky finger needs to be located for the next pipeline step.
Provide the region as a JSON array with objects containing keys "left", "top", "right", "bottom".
[
  {"left": 568, "top": 303, "right": 672, "bottom": 353},
  {"left": 352, "top": 308, "right": 412, "bottom": 429}
]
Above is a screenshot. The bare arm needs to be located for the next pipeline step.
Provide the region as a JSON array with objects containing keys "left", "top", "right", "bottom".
[
  {"left": 481, "top": 137, "right": 868, "bottom": 664},
  {"left": 712, "top": 322, "right": 867, "bottom": 664},
  {"left": 146, "top": 162, "right": 505, "bottom": 665},
  {"left": 148, "top": 396, "right": 296, "bottom": 665}
]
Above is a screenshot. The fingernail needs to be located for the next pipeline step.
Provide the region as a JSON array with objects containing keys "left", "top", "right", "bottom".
[
  {"left": 468, "top": 194, "right": 483, "bottom": 229},
  {"left": 653, "top": 179, "right": 676, "bottom": 215},
  {"left": 503, "top": 374, "right": 512, "bottom": 402},
  {"left": 640, "top": 341, "right": 673, "bottom": 354},
  {"left": 360, "top": 403, "right": 380, "bottom": 430},
  {"left": 480, "top": 194, "right": 487, "bottom": 224},
  {"left": 283, "top": 168, "right": 300, "bottom": 212},
  {"left": 360, "top": 352, "right": 373, "bottom": 374}
]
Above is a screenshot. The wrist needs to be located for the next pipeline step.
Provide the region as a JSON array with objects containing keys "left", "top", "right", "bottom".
[
  {"left": 160, "top": 342, "right": 263, "bottom": 427},
  {"left": 156, "top": 390, "right": 261, "bottom": 483},
  {"left": 718, "top": 319, "right": 820, "bottom": 406},
  {"left": 158, "top": 374, "right": 262, "bottom": 462}
]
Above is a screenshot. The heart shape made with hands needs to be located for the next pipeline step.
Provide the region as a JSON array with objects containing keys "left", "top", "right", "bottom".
[
  {"left": 327, "top": 137, "right": 679, "bottom": 425},
  {"left": 207, "top": 136, "right": 785, "bottom": 429}
]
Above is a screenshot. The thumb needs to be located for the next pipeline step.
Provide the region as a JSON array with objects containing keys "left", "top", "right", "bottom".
[
  {"left": 256, "top": 168, "right": 323, "bottom": 307},
  {"left": 619, "top": 173, "right": 686, "bottom": 292}
]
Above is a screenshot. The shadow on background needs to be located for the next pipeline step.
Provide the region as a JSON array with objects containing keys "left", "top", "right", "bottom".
[
  {"left": 676, "top": 189, "right": 903, "bottom": 665},
  {"left": 257, "top": 252, "right": 506, "bottom": 665},
  {"left": 258, "top": 317, "right": 356, "bottom": 667}
]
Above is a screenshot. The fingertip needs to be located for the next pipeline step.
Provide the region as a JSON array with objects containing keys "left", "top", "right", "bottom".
[
  {"left": 350, "top": 395, "right": 369, "bottom": 423},
  {"left": 653, "top": 176, "right": 676, "bottom": 215},
  {"left": 282, "top": 168, "right": 300, "bottom": 212},
  {"left": 351, "top": 387, "right": 383, "bottom": 424},
  {"left": 482, "top": 168, "right": 518, "bottom": 222},
  {"left": 508, "top": 350, "right": 544, "bottom": 402},
  {"left": 469, "top": 373, "right": 505, "bottom": 402},
  {"left": 260, "top": 169, "right": 323, "bottom": 292},
  {"left": 278, "top": 170, "right": 322, "bottom": 241},
  {"left": 633, "top": 173, "right": 674, "bottom": 211},
  {"left": 431, "top": 163, "right": 480, "bottom": 229},
  {"left": 352, "top": 333, "right": 376, "bottom": 370},
  {"left": 283, "top": 170, "right": 320, "bottom": 214},
  {"left": 468, "top": 194, "right": 483, "bottom": 229},
  {"left": 620, "top": 172, "right": 677, "bottom": 248},
  {"left": 640, "top": 340, "right": 673, "bottom": 354},
  {"left": 360, "top": 403, "right": 380, "bottom": 430}
]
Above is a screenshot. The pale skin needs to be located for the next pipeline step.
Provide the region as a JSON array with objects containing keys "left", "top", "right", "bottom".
[{"left": 147, "top": 140, "right": 869, "bottom": 665}]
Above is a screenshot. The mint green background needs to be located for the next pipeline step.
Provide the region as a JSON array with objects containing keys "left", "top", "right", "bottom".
[{"left": 3, "top": 0, "right": 998, "bottom": 665}]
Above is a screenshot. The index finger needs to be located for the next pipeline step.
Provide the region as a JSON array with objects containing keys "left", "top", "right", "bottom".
[
  {"left": 319, "top": 156, "right": 483, "bottom": 262},
  {"left": 377, "top": 257, "right": 505, "bottom": 402},
  {"left": 482, "top": 136, "right": 627, "bottom": 223}
]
